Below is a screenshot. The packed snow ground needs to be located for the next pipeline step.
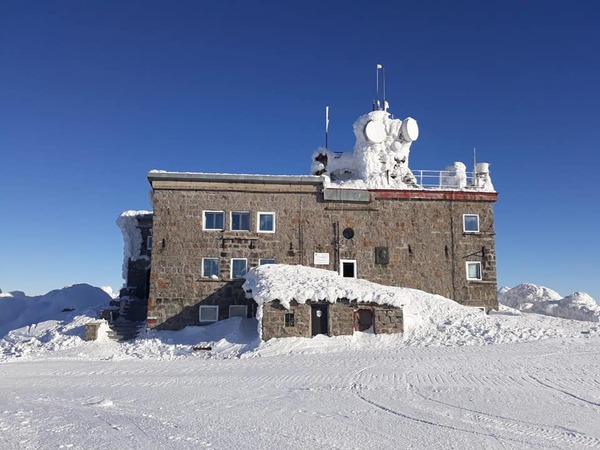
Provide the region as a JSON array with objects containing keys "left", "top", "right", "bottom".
[{"left": 1, "top": 274, "right": 599, "bottom": 449}]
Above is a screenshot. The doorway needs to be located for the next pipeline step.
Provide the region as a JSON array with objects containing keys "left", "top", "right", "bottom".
[
  {"left": 311, "top": 304, "right": 329, "bottom": 336},
  {"left": 354, "top": 309, "right": 374, "bottom": 332},
  {"left": 340, "top": 259, "right": 357, "bottom": 278}
]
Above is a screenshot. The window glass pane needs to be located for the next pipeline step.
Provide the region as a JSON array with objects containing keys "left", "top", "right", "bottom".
[
  {"left": 203, "top": 258, "right": 219, "bottom": 277},
  {"left": 205, "top": 212, "right": 224, "bottom": 230},
  {"left": 232, "top": 259, "right": 248, "bottom": 278},
  {"left": 285, "top": 313, "right": 295, "bottom": 327},
  {"left": 232, "top": 212, "right": 250, "bottom": 230},
  {"left": 199, "top": 306, "right": 219, "bottom": 322},
  {"left": 467, "top": 262, "right": 481, "bottom": 280},
  {"left": 259, "top": 213, "right": 274, "bottom": 231},
  {"left": 464, "top": 215, "right": 479, "bottom": 232},
  {"left": 259, "top": 259, "right": 276, "bottom": 265}
]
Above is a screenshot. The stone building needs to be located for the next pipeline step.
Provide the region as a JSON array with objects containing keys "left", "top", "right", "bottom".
[{"left": 144, "top": 106, "right": 499, "bottom": 337}]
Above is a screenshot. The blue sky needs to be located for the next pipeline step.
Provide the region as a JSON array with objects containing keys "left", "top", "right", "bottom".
[{"left": 1, "top": 1, "right": 599, "bottom": 301}]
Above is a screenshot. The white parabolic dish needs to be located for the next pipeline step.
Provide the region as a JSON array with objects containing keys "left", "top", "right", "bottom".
[
  {"left": 364, "top": 120, "right": 387, "bottom": 143},
  {"left": 401, "top": 117, "right": 419, "bottom": 142}
]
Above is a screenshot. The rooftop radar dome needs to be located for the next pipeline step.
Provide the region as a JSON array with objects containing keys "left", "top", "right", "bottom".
[
  {"left": 401, "top": 117, "right": 419, "bottom": 142},
  {"left": 364, "top": 120, "right": 387, "bottom": 143}
]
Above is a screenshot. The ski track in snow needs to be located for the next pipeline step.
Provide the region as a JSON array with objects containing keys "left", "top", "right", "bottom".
[{"left": 1, "top": 337, "right": 599, "bottom": 449}]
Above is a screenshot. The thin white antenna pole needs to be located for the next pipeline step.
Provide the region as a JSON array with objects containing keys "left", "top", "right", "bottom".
[
  {"left": 325, "top": 106, "right": 330, "bottom": 149},
  {"left": 473, "top": 147, "right": 477, "bottom": 174},
  {"left": 376, "top": 64, "right": 383, "bottom": 109},
  {"left": 382, "top": 65, "right": 386, "bottom": 109}
]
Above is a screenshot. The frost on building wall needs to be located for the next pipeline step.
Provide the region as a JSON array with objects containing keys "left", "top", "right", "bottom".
[{"left": 116, "top": 210, "right": 153, "bottom": 299}]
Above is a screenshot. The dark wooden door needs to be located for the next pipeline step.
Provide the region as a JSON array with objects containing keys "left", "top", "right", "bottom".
[
  {"left": 311, "top": 304, "right": 328, "bottom": 336},
  {"left": 354, "top": 309, "right": 373, "bottom": 331}
]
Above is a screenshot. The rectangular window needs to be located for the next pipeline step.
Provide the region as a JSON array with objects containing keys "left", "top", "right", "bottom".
[
  {"left": 202, "top": 258, "right": 220, "bottom": 278},
  {"left": 199, "top": 305, "right": 219, "bottom": 323},
  {"left": 259, "top": 258, "right": 276, "bottom": 265},
  {"left": 147, "top": 235, "right": 153, "bottom": 250},
  {"left": 463, "top": 214, "right": 480, "bottom": 233},
  {"left": 284, "top": 313, "right": 295, "bottom": 327},
  {"left": 257, "top": 212, "right": 276, "bottom": 233},
  {"left": 466, "top": 262, "right": 482, "bottom": 281},
  {"left": 229, "top": 305, "right": 247, "bottom": 317},
  {"left": 340, "top": 259, "right": 357, "bottom": 278},
  {"left": 231, "top": 211, "right": 251, "bottom": 231},
  {"left": 203, "top": 211, "right": 225, "bottom": 230},
  {"left": 231, "top": 258, "right": 248, "bottom": 279}
]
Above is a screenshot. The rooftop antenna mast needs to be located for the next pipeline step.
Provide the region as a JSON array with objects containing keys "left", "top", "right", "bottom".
[
  {"left": 376, "top": 64, "right": 387, "bottom": 111},
  {"left": 325, "top": 106, "right": 330, "bottom": 149}
]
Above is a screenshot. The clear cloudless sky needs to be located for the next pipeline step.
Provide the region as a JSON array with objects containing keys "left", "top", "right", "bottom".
[{"left": 1, "top": 1, "right": 599, "bottom": 301}]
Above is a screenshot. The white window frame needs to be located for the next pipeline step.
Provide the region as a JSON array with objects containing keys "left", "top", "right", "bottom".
[
  {"left": 203, "top": 210, "right": 225, "bottom": 231},
  {"left": 199, "top": 305, "right": 219, "bottom": 323},
  {"left": 229, "top": 305, "right": 247, "bottom": 317},
  {"left": 463, "top": 214, "right": 480, "bottom": 233},
  {"left": 466, "top": 261, "right": 482, "bottom": 281},
  {"left": 230, "top": 258, "right": 248, "bottom": 279},
  {"left": 340, "top": 259, "right": 357, "bottom": 278},
  {"left": 230, "top": 211, "right": 251, "bottom": 231},
  {"left": 257, "top": 212, "right": 276, "bottom": 233},
  {"left": 259, "top": 258, "right": 276, "bottom": 265},
  {"left": 146, "top": 235, "right": 153, "bottom": 250},
  {"left": 202, "top": 258, "right": 220, "bottom": 278}
]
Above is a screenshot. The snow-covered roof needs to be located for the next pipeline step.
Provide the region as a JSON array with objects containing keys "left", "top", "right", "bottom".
[
  {"left": 243, "top": 264, "right": 418, "bottom": 309},
  {"left": 148, "top": 171, "right": 323, "bottom": 185}
]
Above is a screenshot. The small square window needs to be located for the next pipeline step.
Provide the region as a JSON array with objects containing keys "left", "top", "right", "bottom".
[
  {"left": 257, "top": 212, "right": 275, "bottom": 233},
  {"left": 204, "top": 211, "right": 224, "bottom": 230},
  {"left": 231, "top": 212, "right": 251, "bottom": 231},
  {"left": 463, "top": 214, "right": 480, "bottom": 233},
  {"left": 284, "top": 313, "right": 295, "bottom": 327},
  {"left": 259, "top": 258, "right": 276, "bottom": 265},
  {"left": 231, "top": 258, "right": 248, "bottom": 279},
  {"left": 199, "top": 305, "right": 219, "bottom": 323},
  {"left": 229, "top": 305, "right": 247, "bottom": 317},
  {"left": 202, "top": 258, "right": 220, "bottom": 278},
  {"left": 466, "top": 262, "right": 482, "bottom": 281}
]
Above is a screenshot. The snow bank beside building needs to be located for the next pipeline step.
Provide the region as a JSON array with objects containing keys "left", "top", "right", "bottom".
[
  {"left": 499, "top": 283, "right": 599, "bottom": 322},
  {"left": 243, "top": 265, "right": 599, "bottom": 346}
]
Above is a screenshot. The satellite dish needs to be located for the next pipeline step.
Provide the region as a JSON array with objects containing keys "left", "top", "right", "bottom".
[
  {"left": 401, "top": 118, "right": 419, "bottom": 142},
  {"left": 364, "top": 120, "right": 386, "bottom": 143}
]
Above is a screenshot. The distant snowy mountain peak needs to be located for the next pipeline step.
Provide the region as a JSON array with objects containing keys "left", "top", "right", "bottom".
[{"left": 498, "top": 283, "right": 599, "bottom": 323}]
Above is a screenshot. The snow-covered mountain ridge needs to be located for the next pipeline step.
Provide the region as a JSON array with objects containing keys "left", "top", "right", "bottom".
[{"left": 498, "top": 283, "right": 599, "bottom": 322}]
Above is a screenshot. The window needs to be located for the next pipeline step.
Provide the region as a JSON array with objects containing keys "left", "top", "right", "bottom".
[
  {"left": 340, "top": 259, "right": 357, "bottom": 278},
  {"left": 231, "top": 258, "right": 248, "bottom": 279},
  {"left": 466, "top": 262, "right": 482, "bottom": 281},
  {"left": 463, "top": 214, "right": 480, "bottom": 233},
  {"left": 284, "top": 313, "right": 295, "bottom": 327},
  {"left": 147, "top": 235, "right": 153, "bottom": 250},
  {"left": 203, "top": 211, "right": 224, "bottom": 230},
  {"left": 259, "top": 258, "right": 276, "bottom": 265},
  {"left": 199, "top": 305, "right": 219, "bottom": 323},
  {"left": 231, "top": 211, "right": 251, "bottom": 231},
  {"left": 257, "top": 212, "right": 276, "bottom": 233},
  {"left": 229, "top": 305, "right": 247, "bottom": 317},
  {"left": 202, "top": 258, "right": 220, "bottom": 278}
]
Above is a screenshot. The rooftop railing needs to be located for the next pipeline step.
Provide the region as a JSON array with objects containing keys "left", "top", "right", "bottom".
[{"left": 413, "top": 169, "right": 486, "bottom": 190}]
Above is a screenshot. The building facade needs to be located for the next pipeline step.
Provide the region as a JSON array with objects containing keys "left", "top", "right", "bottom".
[{"left": 146, "top": 172, "right": 498, "bottom": 331}]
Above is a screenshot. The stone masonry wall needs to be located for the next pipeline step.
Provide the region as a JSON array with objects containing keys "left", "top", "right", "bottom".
[{"left": 148, "top": 179, "right": 498, "bottom": 329}]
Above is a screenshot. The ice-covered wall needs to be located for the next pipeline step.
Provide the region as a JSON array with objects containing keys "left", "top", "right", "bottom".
[{"left": 116, "top": 210, "right": 151, "bottom": 282}]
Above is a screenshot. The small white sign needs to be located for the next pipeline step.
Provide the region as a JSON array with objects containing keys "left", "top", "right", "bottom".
[{"left": 314, "top": 253, "right": 330, "bottom": 265}]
